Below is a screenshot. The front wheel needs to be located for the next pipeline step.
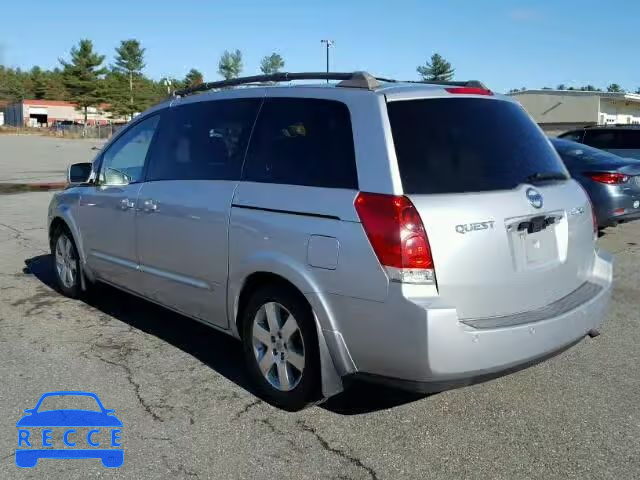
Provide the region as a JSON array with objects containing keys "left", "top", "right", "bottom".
[
  {"left": 241, "top": 285, "right": 319, "bottom": 410},
  {"left": 52, "top": 227, "right": 82, "bottom": 298}
]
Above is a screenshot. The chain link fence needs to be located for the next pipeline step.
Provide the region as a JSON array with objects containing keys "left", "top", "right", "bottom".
[
  {"left": 49, "top": 124, "right": 125, "bottom": 139},
  {"left": 0, "top": 124, "right": 125, "bottom": 139}
]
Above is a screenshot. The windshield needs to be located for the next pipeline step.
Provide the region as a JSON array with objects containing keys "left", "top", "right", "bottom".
[{"left": 387, "top": 98, "right": 568, "bottom": 194}]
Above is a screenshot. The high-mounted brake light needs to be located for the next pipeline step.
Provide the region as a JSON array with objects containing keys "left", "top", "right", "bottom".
[
  {"left": 354, "top": 192, "right": 435, "bottom": 284},
  {"left": 584, "top": 172, "right": 629, "bottom": 184},
  {"left": 445, "top": 87, "right": 493, "bottom": 96}
]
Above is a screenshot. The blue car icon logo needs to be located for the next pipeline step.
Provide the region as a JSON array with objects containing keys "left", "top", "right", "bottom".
[{"left": 15, "top": 391, "right": 123, "bottom": 468}]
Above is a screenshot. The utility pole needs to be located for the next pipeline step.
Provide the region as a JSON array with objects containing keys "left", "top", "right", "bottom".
[{"left": 320, "top": 39, "right": 334, "bottom": 82}]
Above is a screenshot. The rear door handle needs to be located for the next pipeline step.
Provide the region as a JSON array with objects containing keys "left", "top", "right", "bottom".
[
  {"left": 120, "top": 198, "right": 135, "bottom": 210},
  {"left": 142, "top": 199, "right": 158, "bottom": 213}
]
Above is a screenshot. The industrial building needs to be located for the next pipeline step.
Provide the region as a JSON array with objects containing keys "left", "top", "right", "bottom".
[
  {"left": 2, "top": 99, "right": 123, "bottom": 127},
  {"left": 509, "top": 90, "right": 640, "bottom": 136}
]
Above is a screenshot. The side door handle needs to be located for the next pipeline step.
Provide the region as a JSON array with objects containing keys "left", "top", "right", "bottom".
[
  {"left": 142, "top": 199, "right": 158, "bottom": 213},
  {"left": 120, "top": 198, "right": 135, "bottom": 210}
]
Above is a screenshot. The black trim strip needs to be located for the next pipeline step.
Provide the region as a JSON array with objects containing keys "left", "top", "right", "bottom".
[{"left": 231, "top": 204, "right": 340, "bottom": 220}]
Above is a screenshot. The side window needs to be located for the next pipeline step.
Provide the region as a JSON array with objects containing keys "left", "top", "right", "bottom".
[
  {"left": 243, "top": 98, "right": 358, "bottom": 189},
  {"left": 99, "top": 115, "right": 160, "bottom": 185},
  {"left": 146, "top": 99, "right": 261, "bottom": 182}
]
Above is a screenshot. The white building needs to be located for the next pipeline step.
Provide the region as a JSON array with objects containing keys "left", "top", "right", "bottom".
[
  {"left": 3, "top": 99, "right": 124, "bottom": 127},
  {"left": 509, "top": 90, "right": 640, "bottom": 136}
]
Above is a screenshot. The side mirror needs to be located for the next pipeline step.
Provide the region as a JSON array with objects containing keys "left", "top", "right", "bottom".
[{"left": 67, "top": 162, "right": 93, "bottom": 185}]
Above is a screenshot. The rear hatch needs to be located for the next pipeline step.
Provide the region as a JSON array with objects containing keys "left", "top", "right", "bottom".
[{"left": 386, "top": 95, "right": 595, "bottom": 320}]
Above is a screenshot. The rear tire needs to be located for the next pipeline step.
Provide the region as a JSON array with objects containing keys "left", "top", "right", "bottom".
[
  {"left": 241, "top": 285, "right": 319, "bottom": 410},
  {"left": 51, "top": 226, "right": 82, "bottom": 298}
]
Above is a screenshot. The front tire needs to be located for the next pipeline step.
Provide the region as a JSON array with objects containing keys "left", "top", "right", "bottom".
[
  {"left": 51, "top": 227, "right": 82, "bottom": 298},
  {"left": 241, "top": 285, "right": 319, "bottom": 410}
]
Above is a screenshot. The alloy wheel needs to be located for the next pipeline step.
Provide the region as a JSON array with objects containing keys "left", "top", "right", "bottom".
[
  {"left": 251, "top": 301, "right": 305, "bottom": 392},
  {"left": 55, "top": 234, "right": 77, "bottom": 289}
]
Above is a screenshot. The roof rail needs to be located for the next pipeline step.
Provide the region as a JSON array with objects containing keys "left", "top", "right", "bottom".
[
  {"left": 173, "top": 71, "right": 489, "bottom": 97},
  {"left": 175, "top": 71, "right": 382, "bottom": 96}
]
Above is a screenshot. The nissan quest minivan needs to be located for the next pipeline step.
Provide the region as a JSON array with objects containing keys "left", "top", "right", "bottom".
[{"left": 48, "top": 72, "right": 613, "bottom": 409}]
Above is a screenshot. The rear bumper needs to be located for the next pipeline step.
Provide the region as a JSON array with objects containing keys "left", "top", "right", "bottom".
[
  {"left": 320, "top": 249, "right": 613, "bottom": 387},
  {"left": 592, "top": 190, "right": 640, "bottom": 227},
  {"left": 603, "top": 209, "right": 640, "bottom": 226}
]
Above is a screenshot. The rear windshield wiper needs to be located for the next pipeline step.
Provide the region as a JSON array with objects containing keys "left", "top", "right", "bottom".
[{"left": 524, "top": 171, "right": 569, "bottom": 183}]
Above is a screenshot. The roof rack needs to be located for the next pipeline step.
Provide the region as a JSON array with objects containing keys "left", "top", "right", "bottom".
[
  {"left": 174, "top": 71, "right": 488, "bottom": 97},
  {"left": 175, "top": 71, "right": 381, "bottom": 96}
]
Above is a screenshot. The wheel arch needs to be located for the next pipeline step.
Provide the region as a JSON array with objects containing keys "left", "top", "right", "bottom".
[
  {"left": 230, "top": 266, "right": 345, "bottom": 399},
  {"left": 48, "top": 213, "right": 91, "bottom": 289}
]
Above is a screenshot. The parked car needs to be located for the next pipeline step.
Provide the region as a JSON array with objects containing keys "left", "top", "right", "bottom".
[
  {"left": 48, "top": 72, "right": 612, "bottom": 409},
  {"left": 558, "top": 125, "right": 640, "bottom": 160},
  {"left": 550, "top": 138, "right": 640, "bottom": 227}
]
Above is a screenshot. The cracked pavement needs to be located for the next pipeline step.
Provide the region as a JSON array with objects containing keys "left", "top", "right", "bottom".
[{"left": 1, "top": 136, "right": 640, "bottom": 479}]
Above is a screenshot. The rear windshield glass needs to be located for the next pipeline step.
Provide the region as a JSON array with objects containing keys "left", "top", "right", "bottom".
[
  {"left": 551, "top": 138, "right": 627, "bottom": 164},
  {"left": 387, "top": 98, "right": 568, "bottom": 194},
  {"left": 583, "top": 129, "right": 640, "bottom": 149}
]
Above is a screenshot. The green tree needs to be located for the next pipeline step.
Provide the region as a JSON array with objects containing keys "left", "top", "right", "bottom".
[
  {"left": 184, "top": 68, "right": 204, "bottom": 87},
  {"left": 218, "top": 49, "right": 243, "bottom": 80},
  {"left": 30, "top": 66, "right": 47, "bottom": 99},
  {"left": 416, "top": 53, "right": 454, "bottom": 81},
  {"left": 44, "top": 68, "right": 69, "bottom": 100},
  {"left": 113, "top": 39, "right": 146, "bottom": 116},
  {"left": 607, "top": 83, "right": 624, "bottom": 93},
  {"left": 59, "top": 39, "right": 107, "bottom": 124},
  {"left": 260, "top": 53, "right": 285, "bottom": 75},
  {"left": 159, "top": 76, "right": 184, "bottom": 96},
  {"left": 556, "top": 84, "right": 567, "bottom": 90}
]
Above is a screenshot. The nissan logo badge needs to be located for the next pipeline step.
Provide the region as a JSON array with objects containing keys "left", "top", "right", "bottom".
[{"left": 526, "top": 188, "right": 543, "bottom": 209}]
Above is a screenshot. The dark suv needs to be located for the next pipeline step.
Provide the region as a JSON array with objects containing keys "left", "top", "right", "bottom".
[{"left": 559, "top": 125, "right": 640, "bottom": 160}]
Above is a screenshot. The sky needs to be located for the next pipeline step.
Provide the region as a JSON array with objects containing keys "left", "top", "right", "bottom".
[{"left": 1, "top": 0, "right": 638, "bottom": 94}]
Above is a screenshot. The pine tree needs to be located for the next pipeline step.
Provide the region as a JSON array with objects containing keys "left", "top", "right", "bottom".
[
  {"left": 260, "top": 53, "right": 285, "bottom": 75},
  {"left": 112, "top": 39, "right": 146, "bottom": 118},
  {"left": 218, "top": 50, "right": 243, "bottom": 80},
  {"left": 416, "top": 53, "right": 454, "bottom": 81},
  {"left": 30, "top": 66, "right": 47, "bottom": 99},
  {"left": 607, "top": 83, "right": 624, "bottom": 93},
  {"left": 184, "top": 68, "right": 204, "bottom": 87},
  {"left": 59, "top": 39, "right": 107, "bottom": 124}
]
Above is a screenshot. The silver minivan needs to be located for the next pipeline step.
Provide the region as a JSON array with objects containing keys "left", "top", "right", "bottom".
[{"left": 48, "top": 72, "right": 613, "bottom": 409}]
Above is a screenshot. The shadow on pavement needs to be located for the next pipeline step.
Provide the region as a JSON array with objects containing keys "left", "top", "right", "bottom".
[{"left": 24, "top": 253, "right": 428, "bottom": 415}]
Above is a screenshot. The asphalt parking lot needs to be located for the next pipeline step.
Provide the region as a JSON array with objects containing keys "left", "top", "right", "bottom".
[{"left": 0, "top": 134, "right": 639, "bottom": 479}]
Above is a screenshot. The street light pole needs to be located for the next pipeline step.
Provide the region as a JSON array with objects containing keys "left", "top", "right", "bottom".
[{"left": 320, "top": 39, "right": 334, "bottom": 82}]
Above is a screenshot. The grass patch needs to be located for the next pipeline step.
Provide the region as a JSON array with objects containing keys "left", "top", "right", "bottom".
[{"left": 0, "top": 183, "right": 67, "bottom": 194}]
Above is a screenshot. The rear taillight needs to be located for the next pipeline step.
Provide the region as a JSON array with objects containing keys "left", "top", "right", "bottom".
[
  {"left": 445, "top": 87, "right": 493, "bottom": 96},
  {"left": 584, "top": 171, "right": 629, "bottom": 184},
  {"left": 354, "top": 192, "right": 435, "bottom": 284}
]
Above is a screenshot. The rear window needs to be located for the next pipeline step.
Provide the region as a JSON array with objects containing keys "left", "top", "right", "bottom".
[
  {"left": 583, "top": 129, "right": 640, "bottom": 149},
  {"left": 552, "top": 138, "right": 624, "bottom": 164},
  {"left": 387, "top": 98, "right": 567, "bottom": 194}
]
